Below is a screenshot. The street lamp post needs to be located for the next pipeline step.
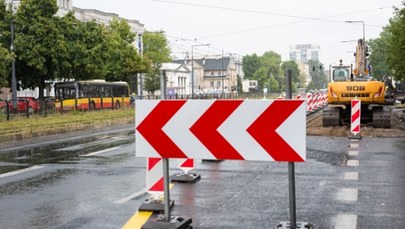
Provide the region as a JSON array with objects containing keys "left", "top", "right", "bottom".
[
  {"left": 138, "top": 33, "right": 143, "bottom": 98},
  {"left": 191, "top": 44, "right": 209, "bottom": 98},
  {"left": 346, "top": 20, "right": 367, "bottom": 76},
  {"left": 10, "top": 0, "right": 19, "bottom": 111},
  {"left": 345, "top": 20, "right": 365, "bottom": 41},
  {"left": 221, "top": 50, "right": 224, "bottom": 95}
]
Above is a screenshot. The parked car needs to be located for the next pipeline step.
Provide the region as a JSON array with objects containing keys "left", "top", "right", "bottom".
[
  {"left": 2, "top": 97, "right": 40, "bottom": 113},
  {"left": 0, "top": 100, "right": 6, "bottom": 112}
]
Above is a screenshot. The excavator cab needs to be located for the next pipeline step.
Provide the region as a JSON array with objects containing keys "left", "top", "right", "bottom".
[{"left": 332, "top": 68, "right": 350, "bottom": 81}]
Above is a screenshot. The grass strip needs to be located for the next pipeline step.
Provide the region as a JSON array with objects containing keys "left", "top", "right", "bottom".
[{"left": 0, "top": 108, "right": 134, "bottom": 142}]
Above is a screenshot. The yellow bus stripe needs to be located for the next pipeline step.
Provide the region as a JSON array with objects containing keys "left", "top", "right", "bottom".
[{"left": 122, "top": 211, "right": 153, "bottom": 229}]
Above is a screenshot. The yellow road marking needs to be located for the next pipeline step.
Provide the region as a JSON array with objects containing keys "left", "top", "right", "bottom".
[
  {"left": 122, "top": 211, "right": 153, "bottom": 229},
  {"left": 122, "top": 183, "right": 176, "bottom": 229}
]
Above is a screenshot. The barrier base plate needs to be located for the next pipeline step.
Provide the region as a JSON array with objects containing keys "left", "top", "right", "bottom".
[
  {"left": 142, "top": 215, "right": 192, "bottom": 229},
  {"left": 276, "top": 222, "right": 313, "bottom": 229},
  {"left": 202, "top": 159, "right": 222, "bottom": 163},
  {"left": 138, "top": 199, "right": 174, "bottom": 213},
  {"left": 348, "top": 133, "right": 362, "bottom": 140},
  {"left": 170, "top": 173, "right": 201, "bottom": 183}
]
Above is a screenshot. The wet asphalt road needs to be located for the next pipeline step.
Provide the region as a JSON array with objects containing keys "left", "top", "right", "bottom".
[{"left": 0, "top": 127, "right": 404, "bottom": 229}]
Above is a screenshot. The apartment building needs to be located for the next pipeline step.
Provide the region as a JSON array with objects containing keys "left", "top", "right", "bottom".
[
  {"left": 5, "top": 0, "right": 144, "bottom": 34},
  {"left": 174, "top": 57, "right": 238, "bottom": 94}
]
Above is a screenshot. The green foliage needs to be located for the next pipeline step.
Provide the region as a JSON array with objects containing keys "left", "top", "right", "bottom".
[
  {"left": 0, "top": 46, "right": 11, "bottom": 88},
  {"left": 242, "top": 51, "right": 304, "bottom": 93},
  {"left": 1, "top": 0, "right": 153, "bottom": 97},
  {"left": 307, "top": 60, "right": 327, "bottom": 90},
  {"left": 252, "top": 67, "right": 269, "bottom": 91},
  {"left": 385, "top": 3, "right": 405, "bottom": 81},
  {"left": 281, "top": 61, "right": 303, "bottom": 91},
  {"left": 242, "top": 54, "right": 261, "bottom": 79},
  {"left": 260, "top": 51, "right": 282, "bottom": 77},
  {"left": 142, "top": 31, "right": 171, "bottom": 65},
  {"left": 144, "top": 68, "right": 161, "bottom": 95},
  {"left": 0, "top": 0, "right": 11, "bottom": 89},
  {"left": 13, "top": 0, "right": 65, "bottom": 98},
  {"left": 369, "top": 2, "right": 405, "bottom": 82},
  {"left": 368, "top": 32, "right": 391, "bottom": 79},
  {"left": 103, "top": 18, "right": 143, "bottom": 83},
  {"left": 58, "top": 14, "right": 108, "bottom": 80},
  {"left": 142, "top": 31, "right": 171, "bottom": 94}
]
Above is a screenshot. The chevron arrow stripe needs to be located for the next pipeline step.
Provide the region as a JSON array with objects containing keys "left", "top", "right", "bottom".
[
  {"left": 247, "top": 100, "right": 305, "bottom": 162},
  {"left": 136, "top": 100, "right": 187, "bottom": 158}
]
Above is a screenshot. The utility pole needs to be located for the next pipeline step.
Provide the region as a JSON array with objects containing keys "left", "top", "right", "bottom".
[
  {"left": 10, "top": 0, "right": 19, "bottom": 111},
  {"left": 222, "top": 50, "right": 224, "bottom": 95},
  {"left": 138, "top": 33, "right": 143, "bottom": 98}
]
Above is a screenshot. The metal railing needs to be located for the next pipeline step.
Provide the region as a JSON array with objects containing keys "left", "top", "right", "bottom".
[{"left": 0, "top": 98, "right": 55, "bottom": 121}]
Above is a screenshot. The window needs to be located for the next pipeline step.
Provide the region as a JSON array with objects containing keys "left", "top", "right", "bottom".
[{"left": 333, "top": 68, "right": 350, "bottom": 81}]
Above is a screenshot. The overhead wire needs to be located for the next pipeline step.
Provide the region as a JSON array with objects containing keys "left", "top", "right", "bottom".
[
  {"left": 153, "top": 0, "right": 400, "bottom": 59},
  {"left": 154, "top": 0, "right": 396, "bottom": 39}
]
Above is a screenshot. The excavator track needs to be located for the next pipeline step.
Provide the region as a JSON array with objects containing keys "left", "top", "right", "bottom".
[
  {"left": 372, "top": 108, "right": 391, "bottom": 128},
  {"left": 322, "top": 107, "right": 340, "bottom": 127}
]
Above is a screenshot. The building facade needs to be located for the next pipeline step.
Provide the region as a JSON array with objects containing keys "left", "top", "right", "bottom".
[
  {"left": 289, "top": 44, "right": 320, "bottom": 63},
  {"left": 5, "top": 0, "right": 144, "bottom": 34},
  {"left": 161, "top": 63, "right": 191, "bottom": 97},
  {"left": 174, "top": 57, "right": 238, "bottom": 94}
]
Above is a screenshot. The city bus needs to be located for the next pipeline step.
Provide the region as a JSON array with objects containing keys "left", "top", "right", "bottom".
[{"left": 54, "top": 80, "right": 131, "bottom": 111}]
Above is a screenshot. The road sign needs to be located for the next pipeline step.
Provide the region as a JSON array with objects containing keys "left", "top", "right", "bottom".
[{"left": 136, "top": 99, "right": 306, "bottom": 162}]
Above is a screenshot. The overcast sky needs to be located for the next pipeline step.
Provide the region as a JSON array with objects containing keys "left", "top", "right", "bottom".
[{"left": 74, "top": 0, "right": 402, "bottom": 67}]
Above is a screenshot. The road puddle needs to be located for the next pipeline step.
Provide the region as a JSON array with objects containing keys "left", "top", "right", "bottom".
[{"left": 0, "top": 131, "right": 134, "bottom": 176}]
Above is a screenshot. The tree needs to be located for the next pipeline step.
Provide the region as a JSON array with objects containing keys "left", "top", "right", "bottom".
[
  {"left": 281, "top": 60, "right": 303, "bottom": 92},
  {"left": 242, "top": 54, "right": 261, "bottom": 79},
  {"left": 368, "top": 32, "right": 391, "bottom": 79},
  {"left": 384, "top": 2, "right": 405, "bottom": 81},
  {"left": 0, "top": 47, "right": 12, "bottom": 89},
  {"left": 0, "top": 0, "right": 11, "bottom": 89},
  {"left": 14, "top": 0, "right": 67, "bottom": 99},
  {"left": 260, "top": 51, "right": 282, "bottom": 77},
  {"left": 307, "top": 60, "right": 328, "bottom": 90},
  {"left": 369, "top": 2, "right": 405, "bottom": 81},
  {"left": 142, "top": 31, "right": 171, "bottom": 94},
  {"left": 57, "top": 13, "right": 108, "bottom": 80},
  {"left": 103, "top": 18, "right": 144, "bottom": 83},
  {"left": 252, "top": 67, "right": 269, "bottom": 91},
  {"left": 242, "top": 51, "right": 285, "bottom": 93}
]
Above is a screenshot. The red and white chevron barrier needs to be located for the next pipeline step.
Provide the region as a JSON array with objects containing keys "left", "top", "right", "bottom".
[
  {"left": 170, "top": 158, "right": 201, "bottom": 182},
  {"left": 146, "top": 157, "right": 164, "bottom": 195},
  {"left": 351, "top": 98, "right": 361, "bottom": 135},
  {"left": 321, "top": 90, "right": 327, "bottom": 106},
  {"left": 136, "top": 99, "right": 306, "bottom": 162},
  {"left": 178, "top": 158, "right": 194, "bottom": 173},
  {"left": 306, "top": 92, "right": 312, "bottom": 112},
  {"left": 138, "top": 157, "right": 175, "bottom": 212}
]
